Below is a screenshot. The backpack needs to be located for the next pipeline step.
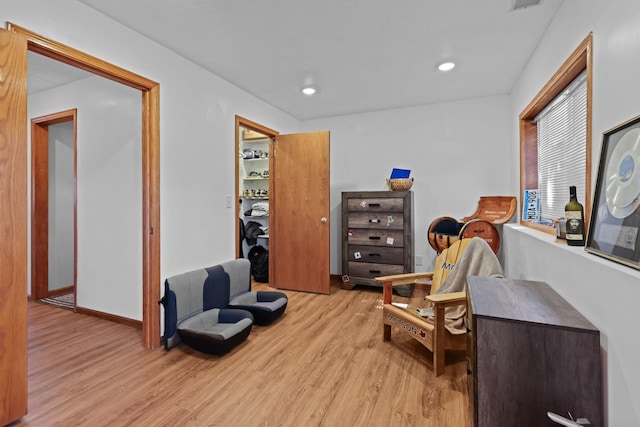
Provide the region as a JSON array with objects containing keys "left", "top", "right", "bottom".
[{"left": 247, "top": 245, "right": 269, "bottom": 283}]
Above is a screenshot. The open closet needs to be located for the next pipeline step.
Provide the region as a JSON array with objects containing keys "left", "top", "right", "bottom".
[{"left": 234, "top": 116, "right": 331, "bottom": 294}]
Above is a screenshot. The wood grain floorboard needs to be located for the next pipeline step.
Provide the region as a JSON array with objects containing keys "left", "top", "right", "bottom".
[{"left": 16, "top": 279, "right": 471, "bottom": 427}]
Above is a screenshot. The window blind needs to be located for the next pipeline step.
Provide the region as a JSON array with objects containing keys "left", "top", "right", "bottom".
[{"left": 535, "top": 71, "right": 587, "bottom": 221}]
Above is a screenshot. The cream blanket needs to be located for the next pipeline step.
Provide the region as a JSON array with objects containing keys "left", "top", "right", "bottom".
[{"left": 426, "top": 237, "right": 503, "bottom": 334}]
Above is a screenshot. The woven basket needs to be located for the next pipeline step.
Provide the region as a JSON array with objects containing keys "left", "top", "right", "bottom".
[{"left": 387, "top": 177, "right": 414, "bottom": 191}]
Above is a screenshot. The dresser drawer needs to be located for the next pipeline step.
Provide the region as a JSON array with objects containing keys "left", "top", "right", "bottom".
[
  {"left": 347, "top": 212, "right": 404, "bottom": 229},
  {"left": 347, "top": 197, "right": 404, "bottom": 212},
  {"left": 348, "top": 261, "right": 404, "bottom": 279},
  {"left": 346, "top": 245, "right": 404, "bottom": 265},
  {"left": 347, "top": 229, "right": 404, "bottom": 247}
]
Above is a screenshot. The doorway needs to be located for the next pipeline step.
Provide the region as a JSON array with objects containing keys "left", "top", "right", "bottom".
[
  {"left": 31, "top": 109, "right": 77, "bottom": 303},
  {"left": 235, "top": 116, "right": 278, "bottom": 268},
  {"left": 8, "top": 23, "right": 161, "bottom": 348},
  {"left": 235, "top": 116, "right": 331, "bottom": 294}
]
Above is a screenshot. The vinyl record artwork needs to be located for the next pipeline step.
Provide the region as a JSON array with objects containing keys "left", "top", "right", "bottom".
[
  {"left": 604, "top": 127, "right": 640, "bottom": 218},
  {"left": 587, "top": 115, "right": 640, "bottom": 270}
]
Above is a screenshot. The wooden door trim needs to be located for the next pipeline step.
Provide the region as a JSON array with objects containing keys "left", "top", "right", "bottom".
[
  {"left": 8, "top": 23, "right": 161, "bottom": 348},
  {"left": 234, "top": 116, "right": 278, "bottom": 273},
  {"left": 31, "top": 109, "right": 77, "bottom": 302}
]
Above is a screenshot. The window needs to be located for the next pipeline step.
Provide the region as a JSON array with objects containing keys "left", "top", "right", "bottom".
[
  {"left": 519, "top": 34, "right": 593, "bottom": 234},
  {"left": 536, "top": 71, "right": 587, "bottom": 220}
]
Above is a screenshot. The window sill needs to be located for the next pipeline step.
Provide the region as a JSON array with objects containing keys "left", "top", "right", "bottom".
[
  {"left": 504, "top": 223, "right": 640, "bottom": 279},
  {"left": 519, "top": 220, "right": 556, "bottom": 235}
]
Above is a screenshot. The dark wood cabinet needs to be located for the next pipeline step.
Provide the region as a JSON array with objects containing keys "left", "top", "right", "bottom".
[
  {"left": 466, "top": 276, "right": 603, "bottom": 427},
  {"left": 341, "top": 191, "right": 414, "bottom": 292}
]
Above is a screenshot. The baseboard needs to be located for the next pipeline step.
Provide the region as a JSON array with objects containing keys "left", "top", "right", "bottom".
[{"left": 75, "top": 306, "right": 143, "bottom": 330}]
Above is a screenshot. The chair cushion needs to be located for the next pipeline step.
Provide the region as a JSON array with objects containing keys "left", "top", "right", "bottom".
[
  {"left": 163, "top": 264, "right": 250, "bottom": 352},
  {"left": 219, "top": 259, "right": 252, "bottom": 300},
  {"left": 178, "top": 308, "right": 253, "bottom": 355},
  {"left": 229, "top": 291, "right": 288, "bottom": 326}
]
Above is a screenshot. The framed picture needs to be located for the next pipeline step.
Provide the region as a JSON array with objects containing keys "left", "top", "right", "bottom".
[{"left": 586, "top": 115, "right": 640, "bottom": 270}]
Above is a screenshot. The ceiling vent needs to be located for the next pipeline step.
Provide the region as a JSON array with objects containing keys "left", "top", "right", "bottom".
[{"left": 509, "top": 0, "right": 543, "bottom": 11}]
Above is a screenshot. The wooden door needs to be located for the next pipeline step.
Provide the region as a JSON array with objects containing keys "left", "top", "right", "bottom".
[
  {"left": 31, "top": 110, "right": 77, "bottom": 301},
  {"left": 0, "top": 27, "right": 28, "bottom": 425},
  {"left": 271, "top": 131, "right": 330, "bottom": 294}
]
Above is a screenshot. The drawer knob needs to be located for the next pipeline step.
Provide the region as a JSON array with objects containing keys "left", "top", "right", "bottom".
[{"left": 321, "top": 217, "right": 327, "bottom": 224}]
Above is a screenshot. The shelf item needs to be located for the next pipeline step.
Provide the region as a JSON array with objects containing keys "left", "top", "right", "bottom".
[
  {"left": 240, "top": 129, "right": 271, "bottom": 255},
  {"left": 242, "top": 129, "right": 269, "bottom": 141},
  {"left": 341, "top": 191, "right": 414, "bottom": 293},
  {"left": 244, "top": 201, "right": 269, "bottom": 218},
  {"left": 466, "top": 276, "right": 603, "bottom": 427}
]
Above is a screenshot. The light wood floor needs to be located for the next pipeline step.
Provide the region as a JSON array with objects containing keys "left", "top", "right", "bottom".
[{"left": 17, "top": 279, "right": 471, "bottom": 427}]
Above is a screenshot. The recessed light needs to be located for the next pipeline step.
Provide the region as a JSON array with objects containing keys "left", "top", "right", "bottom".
[
  {"left": 302, "top": 86, "right": 316, "bottom": 95},
  {"left": 438, "top": 62, "right": 456, "bottom": 72}
]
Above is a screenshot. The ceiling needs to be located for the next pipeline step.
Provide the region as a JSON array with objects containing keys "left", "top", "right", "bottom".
[
  {"left": 28, "top": 51, "right": 94, "bottom": 95},
  {"left": 32, "top": 0, "right": 564, "bottom": 120}
]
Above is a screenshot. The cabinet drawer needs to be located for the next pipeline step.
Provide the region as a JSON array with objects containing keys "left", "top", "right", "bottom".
[
  {"left": 347, "top": 212, "right": 404, "bottom": 229},
  {"left": 347, "top": 229, "right": 404, "bottom": 247},
  {"left": 348, "top": 261, "right": 404, "bottom": 279},
  {"left": 347, "top": 197, "right": 404, "bottom": 212},
  {"left": 346, "top": 245, "right": 404, "bottom": 265}
]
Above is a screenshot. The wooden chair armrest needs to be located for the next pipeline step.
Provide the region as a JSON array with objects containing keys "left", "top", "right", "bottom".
[
  {"left": 426, "top": 291, "right": 466, "bottom": 307},
  {"left": 374, "top": 272, "right": 434, "bottom": 286},
  {"left": 376, "top": 272, "right": 435, "bottom": 304}
]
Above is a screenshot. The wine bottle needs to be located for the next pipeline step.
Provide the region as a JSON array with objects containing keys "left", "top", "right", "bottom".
[{"left": 564, "top": 185, "right": 585, "bottom": 246}]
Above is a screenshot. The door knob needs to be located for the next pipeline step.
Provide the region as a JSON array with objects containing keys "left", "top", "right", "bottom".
[{"left": 321, "top": 217, "right": 328, "bottom": 224}]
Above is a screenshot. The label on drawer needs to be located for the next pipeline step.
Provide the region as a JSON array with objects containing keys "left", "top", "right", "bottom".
[
  {"left": 386, "top": 237, "right": 394, "bottom": 245},
  {"left": 387, "top": 215, "right": 395, "bottom": 226}
]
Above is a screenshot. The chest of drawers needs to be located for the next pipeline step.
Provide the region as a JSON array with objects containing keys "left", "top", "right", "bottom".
[
  {"left": 466, "top": 276, "right": 602, "bottom": 427},
  {"left": 341, "top": 191, "right": 414, "bottom": 293}
]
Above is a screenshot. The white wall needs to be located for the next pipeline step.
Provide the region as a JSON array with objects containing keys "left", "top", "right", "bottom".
[
  {"left": 4, "top": 0, "right": 301, "bottom": 319},
  {"left": 506, "top": 0, "right": 640, "bottom": 425},
  {"left": 30, "top": 75, "right": 143, "bottom": 318},
  {"left": 48, "top": 121, "right": 74, "bottom": 291},
  {"left": 303, "top": 95, "right": 512, "bottom": 273}
]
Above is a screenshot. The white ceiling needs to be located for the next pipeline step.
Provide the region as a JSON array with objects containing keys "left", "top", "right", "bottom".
[
  {"left": 34, "top": 0, "right": 564, "bottom": 120},
  {"left": 28, "top": 51, "right": 94, "bottom": 95}
]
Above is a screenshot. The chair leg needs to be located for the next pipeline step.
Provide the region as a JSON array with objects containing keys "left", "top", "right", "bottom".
[
  {"left": 433, "top": 304, "right": 446, "bottom": 376},
  {"left": 383, "top": 323, "right": 391, "bottom": 341}
]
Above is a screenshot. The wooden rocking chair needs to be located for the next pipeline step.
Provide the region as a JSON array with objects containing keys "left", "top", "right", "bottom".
[{"left": 375, "top": 238, "right": 498, "bottom": 376}]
